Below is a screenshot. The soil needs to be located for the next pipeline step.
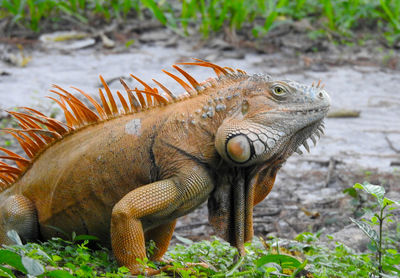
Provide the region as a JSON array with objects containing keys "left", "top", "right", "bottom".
[{"left": 1, "top": 21, "right": 400, "bottom": 252}]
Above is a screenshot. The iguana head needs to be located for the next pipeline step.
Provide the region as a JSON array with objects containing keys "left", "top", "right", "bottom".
[{"left": 215, "top": 74, "right": 330, "bottom": 166}]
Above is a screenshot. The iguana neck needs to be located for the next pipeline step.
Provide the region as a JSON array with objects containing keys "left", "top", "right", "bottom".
[{"left": 173, "top": 79, "right": 245, "bottom": 139}]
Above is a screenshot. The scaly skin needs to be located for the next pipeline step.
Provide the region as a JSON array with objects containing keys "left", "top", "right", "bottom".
[{"left": 0, "top": 61, "right": 330, "bottom": 274}]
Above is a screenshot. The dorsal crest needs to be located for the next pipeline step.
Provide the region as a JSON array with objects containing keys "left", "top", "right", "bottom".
[{"left": 0, "top": 59, "right": 248, "bottom": 191}]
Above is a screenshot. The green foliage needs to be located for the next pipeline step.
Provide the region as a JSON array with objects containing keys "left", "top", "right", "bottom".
[
  {"left": 0, "top": 182, "right": 398, "bottom": 277},
  {"left": 1, "top": 0, "right": 400, "bottom": 45},
  {"left": 350, "top": 182, "right": 400, "bottom": 277},
  {"left": 0, "top": 232, "right": 129, "bottom": 277},
  {"left": 167, "top": 236, "right": 306, "bottom": 277}
]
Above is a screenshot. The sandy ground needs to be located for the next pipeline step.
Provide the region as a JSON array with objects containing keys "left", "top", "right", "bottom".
[{"left": 1, "top": 39, "right": 400, "bottom": 251}]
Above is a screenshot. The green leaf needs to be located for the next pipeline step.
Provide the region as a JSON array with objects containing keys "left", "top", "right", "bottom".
[
  {"left": 175, "top": 235, "right": 193, "bottom": 245},
  {"left": 225, "top": 256, "right": 244, "bottom": 276},
  {"left": 0, "top": 250, "right": 27, "bottom": 274},
  {"left": 22, "top": 256, "right": 44, "bottom": 276},
  {"left": 343, "top": 187, "right": 358, "bottom": 198},
  {"left": 291, "top": 259, "right": 307, "bottom": 278},
  {"left": 256, "top": 254, "right": 301, "bottom": 269},
  {"left": 382, "top": 264, "right": 400, "bottom": 275},
  {"left": 0, "top": 265, "right": 16, "bottom": 278},
  {"left": 350, "top": 217, "right": 379, "bottom": 243},
  {"left": 383, "top": 197, "right": 399, "bottom": 207},
  {"left": 354, "top": 183, "right": 385, "bottom": 205},
  {"left": 264, "top": 262, "right": 281, "bottom": 273},
  {"left": 367, "top": 241, "right": 378, "bottom": 252},
  {"left": 6, "top": 230, "right": 22, "bottom": 246},
  {"left": 44, "top": 270, "right": 75, "bottom": 278},
  {"left": 141, "top": 0, "right": 167, "bottom": 25}
]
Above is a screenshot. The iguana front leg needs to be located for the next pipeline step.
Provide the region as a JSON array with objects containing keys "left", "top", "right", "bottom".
[
  {"left": 145, "top": 220, "right": 177, "bottom": 261},
  {"left": 110, "top": 166, "right": 214, "bottom": 275}
]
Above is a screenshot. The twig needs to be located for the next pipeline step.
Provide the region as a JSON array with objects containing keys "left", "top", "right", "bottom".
[
  {"left": 384, "top": 134, "right": 400, "bottom": 153},
  {"left": 325, "top": 157, "right": 337, "bottom": 187}
]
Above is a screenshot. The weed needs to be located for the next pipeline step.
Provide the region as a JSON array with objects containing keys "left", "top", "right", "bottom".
[
  {"left": 350, "top": 182, "right": 400, "bottom": 277},
  {"left": 1, "top": 1, "right": 400, "bottom": 45}
]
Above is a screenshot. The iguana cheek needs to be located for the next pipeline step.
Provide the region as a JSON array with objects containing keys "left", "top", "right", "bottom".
[{"left": 226, "top": 135, "right": 251, "bottom": 163}]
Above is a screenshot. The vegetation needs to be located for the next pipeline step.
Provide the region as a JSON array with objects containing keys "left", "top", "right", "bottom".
[
  {"left": 1, "top": 0, "right": 400, "bottom": 45},
  {"left": 0, "top": 182, "right": 398, "bottom": 277}
]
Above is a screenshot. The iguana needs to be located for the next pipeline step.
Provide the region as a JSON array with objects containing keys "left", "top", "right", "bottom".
[{"left": 0, "top": 59, "right": 330, "bottom": 275}]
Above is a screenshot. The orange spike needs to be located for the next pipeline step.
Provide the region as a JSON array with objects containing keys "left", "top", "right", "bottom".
[
  {"left": 177, "top": 59, "right": 228, "bottom": 77},
  {"left": 236, "top": 69, "right": 247, "bottom": 75},
  {"left": 116, "top": 91, "right": 130, "bottom": 114},
  {"left": 15, "top": 131, "right": 40, "bottom": 154},
  {"left": 2, "top": 130, "right": 34, "bottom": 158},
  {"left": 133, "top": 89, "right": 168, "bottom": 105},
  {"left": 172, "top": 65, "right": 200, "bottom": 90},
  {"left": 0, "top": 165, "right": 22, "bottom": 175},
  {"left": 52, "top": 85, "right": 99, "bottom": 123},
  {"left": 224, "top": 66, "right": 235, "bottom": 73},
  {"left": 41, "top": 116, "right": 71, "bottom": 134},
  {"left": 98, "top": 88, "right": 112, "bottom": 117},
  {"left": 0, "top": 156, "right": 29, "bottom": 167},
  {"left": 317, "top": 79, "right": 321, "bottom": 88},
  {"left": 11, "top": 120, "right": 46, "bottom": 148},
  {"left": 51, "top": 90, "right": 87, "bottom": 125},
  {"left": 130, "top": 74, "right": 153, "bottom": 92},
  {"left": 127, "top": 91, "right": 140, "bottom": 112},
  {"left": 72, "top": 86, "right": 106, "bottom": 120},
  {"left": 11, "top": 114, "right": 53, "bottom": 143},
  {"left": 25, "top": 129, "right": 62, "bottom": 140},
  {"left": 162, "top": 70, "right": 196, "bottom": 96},
  {"left": 99, "top": 75, "right": 118, "bottom": 115},
  {"left": 147, "top": 94, "right": 153, "bottom": 107},
  {"left": 120, "top": 79, "right": 141, "bottom": 111},
  {"left": 133, "top": 88, "right": 146, "bottom": 108},
  {"left": 152, "top": 79, "right": 176, "bottom": 101},
  {"left": 16, "top": 110, "right": 69, "bottom": 135},
  {"left": 46, "top": 96, "right": 78, "bottom": 127},
  {"left": 0, "top": 147, "right": 29, "bottom": 169},
  {"left": 18, "top": 107, "right": 46, "bottom": 117},
  {"left": 0, "top": 147, "right": 26, "bottom": 159},
  {"left": 130, "top": 74, "right": 154, "bottom": 106},
  {"left": 25, "top": 130, "right": 46, "bottom": 149},
  {"left": 8, "top": 111, "right": 40, "bottom": 129},
  {"left": 0, "top": 173, "right": 14, "bottom": 184}
]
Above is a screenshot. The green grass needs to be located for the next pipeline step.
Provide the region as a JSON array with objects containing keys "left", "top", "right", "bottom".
[
  {"left": 1, "top": 0, "right": 400, "bottom": 46},
  {"left": 0, "top": 231, "right": 399, "bottom": 277}
]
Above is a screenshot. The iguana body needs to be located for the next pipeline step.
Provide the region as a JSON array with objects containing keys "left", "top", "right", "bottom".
[{"left": 0, "top": 60, "right": 330, "bottom": 274}]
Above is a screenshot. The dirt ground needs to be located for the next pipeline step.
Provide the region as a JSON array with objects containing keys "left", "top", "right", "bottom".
[{"left": 1, "top": 24, "right": 400, "bottom": 252}]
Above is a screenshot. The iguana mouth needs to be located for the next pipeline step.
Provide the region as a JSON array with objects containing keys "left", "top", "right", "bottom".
[{"left": 290, "top": 120, "right": 325, "bottom": 156}]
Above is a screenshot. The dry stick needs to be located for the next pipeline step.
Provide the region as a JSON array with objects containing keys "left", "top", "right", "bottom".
[
  {"left": 384, "top": 134, "right": 400, "bottom": 153},
  {"left": 384, "top": 134, "right": 400, "bottom": 166},
  {"left": 325, "top": 157, "right": 337, "bottom": 187}
]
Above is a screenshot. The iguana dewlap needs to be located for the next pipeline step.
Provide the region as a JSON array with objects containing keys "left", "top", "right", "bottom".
[{"left": 0, "top": 60, "right": 330, "bottom": 274}]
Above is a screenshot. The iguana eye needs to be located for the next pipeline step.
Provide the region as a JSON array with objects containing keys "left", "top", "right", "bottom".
[{"left": 272, "top": 85, "right": 286, "bottom": 96}]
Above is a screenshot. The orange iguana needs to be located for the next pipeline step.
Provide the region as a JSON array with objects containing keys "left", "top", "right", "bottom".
[{"left": 0, "top": 59, "right": 330, "bottom": 275}]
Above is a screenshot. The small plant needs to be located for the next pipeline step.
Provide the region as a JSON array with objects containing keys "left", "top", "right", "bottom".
[{"left": 350, "top": 182, "right": 400, "bottom": 277}]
